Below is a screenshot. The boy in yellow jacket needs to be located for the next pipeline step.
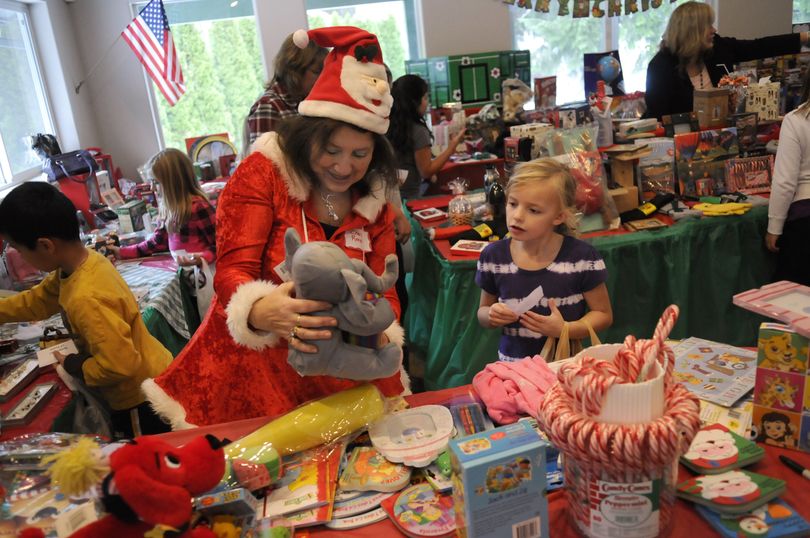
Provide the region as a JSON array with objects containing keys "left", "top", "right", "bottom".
[{"left": 0, "top": 182, "right": 172, "bottom": 438}]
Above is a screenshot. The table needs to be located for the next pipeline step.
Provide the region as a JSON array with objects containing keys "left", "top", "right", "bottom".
[
  {"left": 155, "top": 386, "right": 810, "bottom": 538},
  {"left": 405, "top": 200, "right": 775, "bottom": 390}
]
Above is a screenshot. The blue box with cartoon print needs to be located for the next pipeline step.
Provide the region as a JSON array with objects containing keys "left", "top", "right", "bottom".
[{"left": 449, "top": 421, "right": 549, "bottom": 538}]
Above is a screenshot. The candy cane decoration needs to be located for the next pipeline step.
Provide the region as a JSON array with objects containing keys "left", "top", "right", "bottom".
[{"left": 536, "top": 305, "right": 701, "bottom": 537}]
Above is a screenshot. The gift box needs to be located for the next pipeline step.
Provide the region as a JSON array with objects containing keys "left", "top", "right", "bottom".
[
  {"left": 694, "top": 88, "right": 731, "bottom": 130},
  {"left": 746, "top": 81, "right": 781, "bottom": 121},
  {"left": 752, "top": 323, "right": 810, "bottom": 454},
  {"left": 115, "top": 199, "right": 147, "bottom": 234},
  {"left": 450, "top": 421, "right": 549, "bottom": 538}
]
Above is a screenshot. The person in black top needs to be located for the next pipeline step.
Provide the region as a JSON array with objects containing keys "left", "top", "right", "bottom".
[{"left": 645, "top": 1, "right": 809, "bottom": 120}]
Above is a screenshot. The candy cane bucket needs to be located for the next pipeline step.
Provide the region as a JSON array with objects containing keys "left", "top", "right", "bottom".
[{"left": 537, "top": 306, "right": 700, "bottom": 538}]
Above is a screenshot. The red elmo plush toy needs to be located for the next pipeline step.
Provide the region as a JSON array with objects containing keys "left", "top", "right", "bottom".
[{"left": 69, "top": 434, "right": 225, "bottom": 538}]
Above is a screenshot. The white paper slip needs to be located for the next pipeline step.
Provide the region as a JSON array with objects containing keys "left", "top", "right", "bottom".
[
  {"left": 501, "top": 284, "right": 545, "bottom": 316},
  {"left": 37, "top": 340, "right": 79, "bottom": 367}
]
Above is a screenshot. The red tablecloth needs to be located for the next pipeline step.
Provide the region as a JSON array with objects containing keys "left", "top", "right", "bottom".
[
  {"left": 156, "top": 386, "right": 810, "bottom": 537},
  {"left": 0, "top": 370, "right": 71, "bottom": 441}
]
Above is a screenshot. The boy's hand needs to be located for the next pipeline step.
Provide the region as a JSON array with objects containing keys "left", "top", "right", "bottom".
[
  {"left": 520, "top": 299, "right": 565, "bottom": 337},
  {"left": 53, "top": 350, "right": 66, "bottom": 366},
  {"left": 488, "top": 303, "right": 518, "bottom": 327}
]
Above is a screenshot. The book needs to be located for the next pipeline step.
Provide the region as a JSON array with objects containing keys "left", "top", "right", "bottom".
[
  {"left": 624, "top": 218, "right": 667, "bottom": 232},
  {"left": 677, "top": 470, "right": 786, "bottom": 515},
  {"left": 262, "top": 441, "right": 344, "bottom": 517},
  {"left": 672, "top": 337, "right": 757, "bottom": 407},
  {"left": 449, "top": 240, "right": 488, "bottom": 255},
  {"left": 681, "top": 423, "right": 764, "bottom": 474},
  {"left": 338, "top": 446, "right": 411, "bottom": 493},
  {"left": 695, "top": 499, "right": 810, "bottom": 537}
]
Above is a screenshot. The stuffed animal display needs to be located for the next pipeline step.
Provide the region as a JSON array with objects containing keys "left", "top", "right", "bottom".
[
  {"left": 284, "top": 227, "right": 401, "bottom": 380},
  {"left": 49, "top": 435, "right": 226, "bottom": 538},
  {"left": 501, "top": 78, "right": 534, "bottom": 123}
]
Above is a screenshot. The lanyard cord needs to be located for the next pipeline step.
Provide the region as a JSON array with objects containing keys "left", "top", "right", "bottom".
[{"left": 299, "top": 204, "right": 365, "bottom": 263}]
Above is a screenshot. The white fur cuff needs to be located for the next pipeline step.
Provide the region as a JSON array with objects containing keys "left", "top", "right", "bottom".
[
  {"left": 383, "top": 319, "right": 405, "bottom": 348},
  {"left": 225, "top": 280, "right": 281, "bottom": 351},
  {"left": 142, "top": 378, "right": 197, "bottom": 430}
]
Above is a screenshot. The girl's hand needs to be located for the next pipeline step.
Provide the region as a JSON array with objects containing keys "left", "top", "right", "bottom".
[
  {"left": 106, "top": 245, "right": 121, "bottom": 259},
  {"left": 247, "top": 281, "right": 338, "bottom": 353},
  {"left": 765, "top": 232, "right": 780, "bottom": 253},
  {"left": 520, "top": 299, "right": 565, "bottom": 337},
  {"left": 488, "top": 302, "right": 519, "bottom": 327},
  {"left": 451, "top": 128, "right": 467, "bottom": 149}
]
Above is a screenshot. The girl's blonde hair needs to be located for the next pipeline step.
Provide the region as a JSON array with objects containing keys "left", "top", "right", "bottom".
[
  {"left": 146, "top": 148, "right": 211, "bottom": 232},
  {"left": 506, "top": 158, "right": 579, "bottom": 236},
  {"left": 662, "top": 1, "right": 715, "bottom": 68}
]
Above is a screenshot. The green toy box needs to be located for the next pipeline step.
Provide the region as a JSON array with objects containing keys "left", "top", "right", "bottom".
[
  {"left": 449, "top": 421, "right": 549, "bottom": 538},
  {"left": 115, "top": 199, "right": 147, "bottom": 234}
]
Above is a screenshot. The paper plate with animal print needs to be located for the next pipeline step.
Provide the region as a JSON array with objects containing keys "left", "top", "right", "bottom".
[{"left": 369, "top": 406, "right": 453, "bottom": 468}]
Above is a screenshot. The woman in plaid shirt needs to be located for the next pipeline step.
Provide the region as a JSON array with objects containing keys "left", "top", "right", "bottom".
[
  {"left": 110, "top": 148, "right": 216, "bottom": 267},
  {"left": 244, "top": 33, "right": 327, "bottom": 151}
]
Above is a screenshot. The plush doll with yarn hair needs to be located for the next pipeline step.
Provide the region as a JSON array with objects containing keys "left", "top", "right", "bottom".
[
  {"left": 284, "top": 227, "right": 402, "bottom": 380},
  {"left": 44, "top": 435, "right": 226, "bottom": 538}
]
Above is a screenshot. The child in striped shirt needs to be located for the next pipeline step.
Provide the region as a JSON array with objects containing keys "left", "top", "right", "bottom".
[{"left": 475, "top": 158, "right": 613, "bottom": 362}]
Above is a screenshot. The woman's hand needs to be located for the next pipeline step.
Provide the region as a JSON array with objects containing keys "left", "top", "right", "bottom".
[
  {"left": 765, "top": 232, "right": 780, "bottom": 253},
  {"left": 247, "top": 281, "right": 337, "bottom": 353},
  {"left": 176, "top": 254, "right": 203, "bottom": 267},
  {"left": 394, "top": 212, "right": 412, "bottom": 243},
  {"left": 520, "top": 299, "right": 565, "bottom": 337},
  {"left": 488, "top": 302, "right": 519, "bottom": 327}
]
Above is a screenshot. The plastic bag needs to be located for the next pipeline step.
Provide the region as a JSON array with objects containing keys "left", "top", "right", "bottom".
[{"left": 194, "top": 258, "right": 215, "bottom": 320}]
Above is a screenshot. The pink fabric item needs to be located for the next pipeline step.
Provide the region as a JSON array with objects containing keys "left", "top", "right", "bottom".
[{"left": 472, "top": 355, "right": 558, "bottom": 424}]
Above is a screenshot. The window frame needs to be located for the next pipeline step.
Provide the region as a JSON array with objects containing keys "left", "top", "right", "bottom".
[{"left": 0, "top": 0, "right": 56, "bottom": 189}]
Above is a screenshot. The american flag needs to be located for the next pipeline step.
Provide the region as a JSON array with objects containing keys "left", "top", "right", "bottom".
[{"left": 122, "top": 0, "right": 185, "bottom": 106}]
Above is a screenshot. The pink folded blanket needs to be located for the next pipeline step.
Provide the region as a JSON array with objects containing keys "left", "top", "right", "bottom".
[{"left": 472, "top": 355, "right": 558, "bottom": 424}]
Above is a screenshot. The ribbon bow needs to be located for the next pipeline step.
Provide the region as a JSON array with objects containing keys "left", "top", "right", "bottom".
[{"left": 354, "top": 44, "right": 379, "bottom": 62}]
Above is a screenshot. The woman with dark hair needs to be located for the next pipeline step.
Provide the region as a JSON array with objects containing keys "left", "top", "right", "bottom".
[
  {"left": 387, "top": 74, "right": 465, "bottom": 199},
  {"left": 766, "top": 67, "right": 810, "bottom": 286},
  {"left": 244, "top": 33, "right": 328, "bottom": 150},
  {"left": 145, "top": 27, "right": 408, "bottom": 428},
  {"left": 645, "top": 1, "right": 809, "bottom": 120}
]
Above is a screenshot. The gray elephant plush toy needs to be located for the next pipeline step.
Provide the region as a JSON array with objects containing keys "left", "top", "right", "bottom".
[{"left": 284, "top": 227, "right": 401, "bottom": 380}]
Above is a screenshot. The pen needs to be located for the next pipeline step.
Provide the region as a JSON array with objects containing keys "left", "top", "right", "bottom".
[{"left": 779, "top": 455, "right": 810, "bottom": 480}]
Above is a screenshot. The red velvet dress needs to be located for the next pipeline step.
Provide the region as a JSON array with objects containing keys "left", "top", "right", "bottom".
[{"left": 143, "top": 133, "right": 404, "bottom": 428}]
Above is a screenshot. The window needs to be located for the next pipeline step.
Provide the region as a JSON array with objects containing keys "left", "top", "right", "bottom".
[
  {"left": 306, "top": 0, "right": 418, "bottom": 81},
  {"left": 0, "top": 1, "right": 54, "bottom": 186},
  {"left": 511, "top": 1, "right": 679, "bottom": 104},
  {"left": 136, "top": 0, "right": 262, "bottom": 153},
  {"left": 795, "top": 0, "right": 810, "bottom": 23}
]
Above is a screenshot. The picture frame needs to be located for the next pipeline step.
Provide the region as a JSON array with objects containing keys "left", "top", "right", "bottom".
[
  {"left": 662, "top": 112, "right": 700, "bottom": 137},
  {"left": 0, "top": 359, "right": 39, "bottom": 402},
  {"left": 733, "top": 281, "right": 810, "bottom": 339},
  {"left": 450, "top": 240, "right": 488, "bottom": 254},
  {"left": 413, "top": 207, "right": 448, "bottom": 221},
  {"left": 2, "top": 381, "right": 58, "bottom": 427}
]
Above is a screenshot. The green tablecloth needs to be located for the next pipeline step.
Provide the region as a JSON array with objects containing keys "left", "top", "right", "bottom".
[{"left": 405, "top": 206, "right": 774, "bottom": 390}]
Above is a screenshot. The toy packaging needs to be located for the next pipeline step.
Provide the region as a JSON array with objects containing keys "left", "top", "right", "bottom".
[
  {"left": 681, "top": 423, "right": 764, "bottom": 474},
  {"left": 338, "top": 446, "right": 411, "bottom": 492},
  {"left": 695, "top": 499, "right": 810, "bottom": 538},
  {"left": 676, "top": 470, "right": 786, "bottom": 515},
  {"left": 115, "top": 199, "right": 147, "bottom": 234},
  {"left": 194, "top": 487, "right": 259, "bottom": 537},
  {"left": 449, "top": 421, "right": 549, "bottom": 538},
  {"left": 750, "top": 322, "right": 810, "bottom": 453},
  {"left": 674, "top": 127, "right": 739, "bottom": 196},
  {"left": 672, "top": 337, "right": 757, "bottom": 407}
]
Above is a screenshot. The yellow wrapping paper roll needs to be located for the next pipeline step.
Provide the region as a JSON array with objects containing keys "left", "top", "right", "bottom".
[{"left": 225, "top": 384, "right": 385, "bottom": 460}]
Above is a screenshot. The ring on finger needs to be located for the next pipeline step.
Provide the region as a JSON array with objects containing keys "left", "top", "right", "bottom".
[{"left": 288, "top": 326, "right": 299, "bottom": 340}]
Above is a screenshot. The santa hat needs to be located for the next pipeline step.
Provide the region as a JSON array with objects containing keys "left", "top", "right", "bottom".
[{"left": 292, "top": 26, "right": 392, "bottom": 134}]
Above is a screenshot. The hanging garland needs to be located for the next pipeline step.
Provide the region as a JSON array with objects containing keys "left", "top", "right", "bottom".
[{"left": 501, "top": 0, "right": 678, "bottom": 17}]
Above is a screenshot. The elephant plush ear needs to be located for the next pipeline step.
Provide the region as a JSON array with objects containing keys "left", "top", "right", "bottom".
[
  {"left": 339, "top": 268, "right": 372, "bottom": 326},
  {"left": 284, "top": 227, "right": 302, "bottom": 274}
]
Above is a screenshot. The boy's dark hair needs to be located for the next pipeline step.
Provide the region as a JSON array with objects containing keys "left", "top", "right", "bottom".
[{"left": 0, "top": 182, "right": 80, "bottom": 249}]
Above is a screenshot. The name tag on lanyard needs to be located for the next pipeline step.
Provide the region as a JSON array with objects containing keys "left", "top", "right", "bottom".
[{"left": 345, "top": 228, "right": 371, "bottom": 252}]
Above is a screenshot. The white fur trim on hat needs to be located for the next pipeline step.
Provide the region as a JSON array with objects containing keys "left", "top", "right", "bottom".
[
  {"left": 142, "top": 378, "right": 197, "bottom": 430},
  {"left": 226, "top": 280, "right": 281, "bottom": 350},
  {"left": 293, "top": 29, "right": 309, "bottom": 49},
  {"left": 298, "top": 99, "right": 390, "bottom": 135}
]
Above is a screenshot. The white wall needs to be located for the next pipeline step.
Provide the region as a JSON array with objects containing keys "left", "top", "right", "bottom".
[
  {"left": 44, "top": 0, "right": 793, "bottom": 178},
  {"left": 715, "top": 0, "right": 793, "bottom": 38}
]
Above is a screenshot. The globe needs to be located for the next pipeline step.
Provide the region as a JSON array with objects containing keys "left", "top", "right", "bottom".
[{"left": 597, "top": 55, "right": 621, "bottom": 84}]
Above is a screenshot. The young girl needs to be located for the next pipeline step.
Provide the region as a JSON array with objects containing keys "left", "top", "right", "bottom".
[
  {"left": 387, "top": 74, "right": 465, "bottom": 199},
  {"left": 475, "top": 158, "right": 613, "bottom": 362},
  {"left": 110, "top": 148, "right": 216, "bottom": 267}
]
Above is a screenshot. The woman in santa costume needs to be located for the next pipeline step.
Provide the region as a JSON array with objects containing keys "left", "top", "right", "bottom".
[{"left": 143, "top": 26, "right": 407, "bottom": 429}]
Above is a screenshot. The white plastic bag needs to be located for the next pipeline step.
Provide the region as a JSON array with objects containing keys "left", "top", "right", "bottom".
[{"left": 193, "top": 258, "right": 215, "bottom": 320}]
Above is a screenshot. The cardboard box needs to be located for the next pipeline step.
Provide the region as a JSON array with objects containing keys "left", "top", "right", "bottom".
[
  {"left": 752, "top": 323, "right": 810, "bottom": 454},
  {"left": 450, "top": 421, "right": 549, "bottom": 538},
  {"left": 115, "top": 199, "right": 147, "bottom": 234},
  {"left": 694, "top": 87, "right": 731, "bottom": 129},
  {"left": 610, "top": 186, "right": 640, "bottom": 214}
]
